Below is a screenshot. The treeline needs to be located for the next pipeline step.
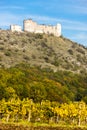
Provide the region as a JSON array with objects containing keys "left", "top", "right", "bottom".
[
  {"left": 0, "top": 98, "right": 87, "bottom": 126},
  {"left": 0, "top": 63, "right": 87, "bottom": 103}
]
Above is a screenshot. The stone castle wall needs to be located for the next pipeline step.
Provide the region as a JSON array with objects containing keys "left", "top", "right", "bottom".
[
  {"left": 10, "top": 19, "right": 61, "bottom": 37},
  {"left": 23, "top": 19, "right": 61, "bottom": 37},
  {"left": 10, "top": 25, "right": 22, "bottom": 32}
]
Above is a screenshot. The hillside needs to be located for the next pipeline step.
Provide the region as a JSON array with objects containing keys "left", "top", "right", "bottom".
[
  {"left": 0, "top": 64, "right": 87, "bottom": 103},
  {"left": 0, "top": 30, "right": 87, "bottom": 73},
  {"left": 0, "top": 30, "right": 87, "bottom": 126}
]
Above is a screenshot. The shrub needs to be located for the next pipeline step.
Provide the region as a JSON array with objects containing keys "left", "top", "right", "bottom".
[
  {"left": 5, "top": 51, "right": 11, "bottom": 56},
  {"left": 0, "top": 47, "right": 4, "bottom": 50},
  {"left": 76, "top": 48, "right": 85, "bottom": 54},
  {"left": 68, "top": 49, "right": 73, "bottom": 55},
  {"left": 23, "top": 55, "right": 30, "bottom": 60}
]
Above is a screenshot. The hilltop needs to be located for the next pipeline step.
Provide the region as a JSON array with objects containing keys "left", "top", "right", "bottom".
[{"left": 0, "top": 30, "right": 87, "bottom": 73}]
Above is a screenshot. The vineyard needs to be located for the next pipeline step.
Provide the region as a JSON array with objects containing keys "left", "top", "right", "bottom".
[
  {"left": 0, "top": 98, "right": 87, "bottom": 126},
  {"left": 0, "top": 64, "right": 87, "bottom": 127}
]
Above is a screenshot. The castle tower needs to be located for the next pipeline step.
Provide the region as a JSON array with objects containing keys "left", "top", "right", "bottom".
[
  {"left": 23, "top": 19, "right": 37, "bottom": 32},
  {"left": 55, "top": 23, "right": 61, "bottom": 37}
]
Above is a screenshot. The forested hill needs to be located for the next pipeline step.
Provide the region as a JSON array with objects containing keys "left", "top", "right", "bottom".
[
  {"left": 0, "top": 30, "right": 87, "bottom": 103},
  {"left": 0, "top": 30, "right": 87, "bottom": 73},
  {"left": 0, "top": 64, "right": 87, "bottom": 103}
]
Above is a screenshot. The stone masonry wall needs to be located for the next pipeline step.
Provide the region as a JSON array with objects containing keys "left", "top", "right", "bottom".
[
  {"left": 23, "top": 19, "right": 61, "bottom": 37},
  {"left": 10, "top": 25, "right": 22, "bottom": 32},
  {"left": 10, "top": 19, "right": 61, "bottom": 37}
]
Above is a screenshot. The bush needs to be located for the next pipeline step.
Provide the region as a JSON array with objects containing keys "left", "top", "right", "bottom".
[
  {"left": 68, "top": 49, "right": 73, "bottom": 55},
  {"left": 76, "top": 48, "right": 85, "bottom": 54},
  {"left": 5, "top": 51, "right": 11, "bottom": 56}
]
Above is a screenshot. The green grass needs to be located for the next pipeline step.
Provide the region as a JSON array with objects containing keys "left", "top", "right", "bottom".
[{"left": 1, "top": 121, "right": 87, "bottom": 128}]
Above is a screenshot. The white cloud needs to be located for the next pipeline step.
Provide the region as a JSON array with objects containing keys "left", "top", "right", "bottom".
[
  {"left": 0, "top": 12, "right": 23, "bottom": 27},
  {"left": 71, "top": 33, "right": 87, "bottom": 40},
  {"left": 0, "top": 6, "right": 24, "bottom": 9},
  {"left": 70, "top": 33, "right": 87, "bottom": 46},
  {"left": 63, "top": 24, "right": 87, "bottom": 31},
  {"left": 35, "top": 0, "right": 87, "bottom": 15},
  {"left": 70, "top": 5, "right": 87, "bottom": 14}
]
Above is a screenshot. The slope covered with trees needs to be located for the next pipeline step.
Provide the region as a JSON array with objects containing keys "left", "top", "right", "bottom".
[
  {"left": 0, "top": 30, "right": 87, "bottom": 127},
  {"left": 0, "top": 64, "right": 87, "bottom": 103}
]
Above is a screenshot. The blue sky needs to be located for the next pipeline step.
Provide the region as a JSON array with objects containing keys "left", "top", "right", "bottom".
[{"left": 0, "top": 0, "right": 87, "bottom": 46}]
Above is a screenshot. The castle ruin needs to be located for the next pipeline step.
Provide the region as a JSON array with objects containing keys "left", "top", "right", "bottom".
[
  {"left": 10, "top": 25, "right": 22, "bottom": 32},
  {"left": 10, "top": 19, "right": 61, "bottom": 37}
]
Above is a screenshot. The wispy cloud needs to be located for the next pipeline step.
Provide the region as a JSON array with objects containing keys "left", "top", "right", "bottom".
[
  {"left": 0, "top": 12, "right": 23, "bottom": 27},
  {"left": 30, "top": 0, "right": 87, "bottom": 15},
  {"left": 72, "top": 33, "right": 87, "bottom": 40},
  {"left": 63, "top": 22, "right": 87, "bottom": 31},
  {"left": 70, "top": 33, "right": 87, "bottom": 46},
  {"left": 0, "top": 5, "right": 24, "bottom": 10},
  {"left": 69, "top": 5, "right": 87, "bottom": 14}
]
